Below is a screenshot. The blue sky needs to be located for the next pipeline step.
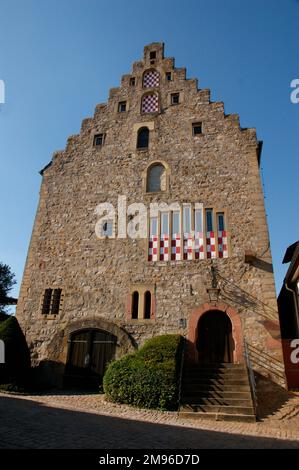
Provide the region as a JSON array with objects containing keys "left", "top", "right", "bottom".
[{"left": 0, "top": 0, "right": 298, "bottom": 303}]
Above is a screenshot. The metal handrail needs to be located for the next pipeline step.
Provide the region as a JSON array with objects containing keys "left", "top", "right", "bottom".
[
  {"left": 244, "top": 339, "right": 257, "bottom": 417},
  {"left": 177, "top": 337, "right": 186, "bottom": 412}
]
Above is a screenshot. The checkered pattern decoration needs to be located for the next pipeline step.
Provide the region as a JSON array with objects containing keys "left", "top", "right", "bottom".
[
  {"left": 142, "top": 94, "right": 159, "bottom": 113},
  {"left": 148, "top": 235, "right": 158, "bottom": 262},
  {"left": 160, "top": 234, "right": 169, "bottom": 261},
  {"left": 218, "top": 230, "right": 228, "bottom": 258},
  {"left": 206, "top": 231, "right": 216, "bottom": 259},
  {"left": 194, "top": 232, "right": 205, "bottom": 260},
  {"left": 143, "top": 70, "right": 160, "bottom": 88},
  {"left": 171, "top": 234, "right": 181, "bottom": 261},
  {"left": 183, "top": 234, "right": 193, "bottom": 260}
]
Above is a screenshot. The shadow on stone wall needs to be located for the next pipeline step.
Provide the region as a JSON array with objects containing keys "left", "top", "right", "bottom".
[
  {"left": 248, "top": 343, "right": 285, "bottom": 385},
  {"left": 255, "top": 372, "right": 295, "bottom": 420}
]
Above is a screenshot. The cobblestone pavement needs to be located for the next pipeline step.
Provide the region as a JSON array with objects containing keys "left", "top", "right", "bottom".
[{"left": 0, "top": 392, "right": 299, "bottom": 449}]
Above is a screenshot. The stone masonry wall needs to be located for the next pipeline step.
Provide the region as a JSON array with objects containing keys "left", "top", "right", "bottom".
[{"left": 16, "top": 43, "right": 285, "bottom": 387}]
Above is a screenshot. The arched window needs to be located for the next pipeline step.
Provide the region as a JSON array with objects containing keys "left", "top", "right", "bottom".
[
  {"left": 144, "top": 291, "right": 151, "bottom": 319},
  {"left": 143, "top": 70, "right": 160, "bottom": 88},
  {"left": 141, "top": 93, "right": 159, "bottom": 113},
  {"left": 147, "top": 163, "right": 166, "bottom": 192},
  {"left": 137, "top": 127, "right": 149, "bottom": 149},
  {"left": 131, "top": 291, "right": 139, "bottom": 319}
]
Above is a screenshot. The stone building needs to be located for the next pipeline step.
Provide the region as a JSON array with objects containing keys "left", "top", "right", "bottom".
[
  {"left": 278, "top": 241, "right": 299, "bottom": 389},
  {"left": 17, "top": 43, "right": 286, "bottom": 410}
]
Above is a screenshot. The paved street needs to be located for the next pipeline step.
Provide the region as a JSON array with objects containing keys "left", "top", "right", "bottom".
[{"left": 0, "top": 393, "right": 299, "bottom": 449}]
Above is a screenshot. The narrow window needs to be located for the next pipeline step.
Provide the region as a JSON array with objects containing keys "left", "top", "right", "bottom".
[
  {"left": 160, "top": 212, "right": 169, "bottom": 261},
  {"left": 166, "top": 72, "right": 172, "bottom": 81},
  {"left": 217, "top": 212, "right": 228, "bottom": 258},
  {"left": 192, "top": 122, "right": 202, "bottom": 135},
  {"left": 42, "top": 289, "right": 52, "bottom": 315},
  {"left": 51, "top": 289, "right": 62, "bottom": 315},
  {"left": 161, "top": 212, "right": 169, "bottom": 237},
  {"left": 149, "top": 216, "right": 158, "bottom": 262},
  {"left": 150, "top": 51, "right": 156, "bottom": 60},
  {"left": 144, "top": 291, "right": 151, "bottom": 319},
  {"left": 131, "top": 291, "right": 139, "bottom": 319},
  {"left": 183, "top": 205, "right": 191, "bottom": 235},
  {"left": 171, "top": 93, "right": 180, "bottom": 105},
  {"left": 147, "top": 163, "right": 166, "bottom": 192},
  {"left": 206, "top": 209, "right": 214, "bottom": 232},
  {"left": 137, "top": 127, "right": 149, "bottom": 149},
  {"left": 130, "top": 77, "right": 136, "bottom": 86},
  {"left": 150, "top": 217, "right": 158, "bottom": 237},
  {"left": 172, "top": 211, "right": 181, "bottom": 261},
  {"left": 194, "top": 207, "right": 204, "bottom": 259},
  {"left": 217, "top": 212, "right": 225, "bottom": 232},
  {"left": 118, "top": 101, "right": 127, "bottom": 112},
  {"left": 195, "top": 208, "right": 203, "bottom": 233},
  {"left": 93, "top": 133, "right": 104, "bottom": 147},
  {"left": 172, "top": 211, "right": 180, "bottom": 235}
]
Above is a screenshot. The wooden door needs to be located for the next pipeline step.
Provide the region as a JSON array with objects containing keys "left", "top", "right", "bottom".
[{"left": 197, "top": 311, "right": 234, "bottom": 363}]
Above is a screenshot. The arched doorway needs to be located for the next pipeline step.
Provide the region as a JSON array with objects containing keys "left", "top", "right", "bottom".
[
  {"left": 197, "top": 310, "right": 235, "bottom": 363},
  {"left": 64, "top": 329, "right": 117, "bottom": 388}
]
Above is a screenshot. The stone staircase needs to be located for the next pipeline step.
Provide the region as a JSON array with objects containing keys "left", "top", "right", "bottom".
[{"left": 180, "top": 363, "right": 256, "bottom": 422}]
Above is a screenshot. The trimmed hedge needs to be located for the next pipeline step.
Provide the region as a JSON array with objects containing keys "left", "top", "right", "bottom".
[
  {"left": 0, "top": 311, "right": 9, "bottom": 322},
  {"left": 0, "top": 316, "right": 31, "bottom": 387},
  {"left": 103, "top": 334, "right": 183, "bottom": 410}
]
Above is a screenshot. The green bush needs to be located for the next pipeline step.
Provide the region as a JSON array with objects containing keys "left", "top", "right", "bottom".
[
  {"left": 0, "top": 316, "right": 31, "bottom": 386},
  {"left": 0, "top": 311, "right": 9, "bottom": 322},
  {"left": 103, "top": 334, "right": 183, "bottom": 410}
]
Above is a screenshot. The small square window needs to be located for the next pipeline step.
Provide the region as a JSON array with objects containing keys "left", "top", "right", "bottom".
[
  {"left": 130, "top": 77, "right": 136, "bottom": 86},
  {"left": 93, "top": 133, "right": 104, "bottom": 147},
  {"left": 171, "top": 93, "right": 180, "bottom": 105},
  {"left": 166, "top": 72, "right": 172, "bottom": 81},
  {"left": 150, "top": 51, "right": 156, "bottom": 60},
  {"left": 118, "top": 101, "right": 127, "bottom": 112},
  {"left": 192, "top": 122, "right": 202, "bottom": 135}
]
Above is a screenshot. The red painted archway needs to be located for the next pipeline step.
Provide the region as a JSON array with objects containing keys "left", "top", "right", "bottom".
[{"left": 187, "top": 302, "right": 244, "bottom": 364}]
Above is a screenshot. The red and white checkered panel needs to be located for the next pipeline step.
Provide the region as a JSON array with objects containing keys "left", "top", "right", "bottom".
[
  {"left": 143, "top": 70, "right": 160, "bottom": 88},
  {"left": 183, "top": 234, "right": 193, "bottom": 260},
  {"left": 218, "top": 230, "right": 228, "bottom": 258},
  {"left": 160, "top": 234, "right": 169, "bottom": 261},
  {"left": 206, "top": 231, "right": 216, "bottom": 259},
  {"left": 148, "top": 235, "right": 158, "bottom": 262},
  {"left": 171, "top": 234, "right": 181, "bottom": 261},
  {"left": 142, "top": 94, "right": 159, "bottom": 113},
  {"left": 194, "top": 232, "right": 205, "bottom": 260}
]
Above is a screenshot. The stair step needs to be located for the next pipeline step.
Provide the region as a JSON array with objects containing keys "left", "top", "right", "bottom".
[
  {"left": 179, "top": 411, "right": 256, "bottom": 423},
  {"left": 182, "top": 390, "right": 252, "bottom": 400},
  {"left": 181, "top": 404, "right": 255, "bottom": 416},
  {"left": 183, "top": 378, "right": 250, "bottom": 386},
  {"left": 184, "top": 370, "right": 247, "bottom": 377},
  {"left": 185, "top": 363, "right": 246, "bottom": 370},
  {"left": 183, "top": 386, "right": 250, "bottom": 393},
  {"left": 181, "top": 397, "right": 252, "bottom": 406}
]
